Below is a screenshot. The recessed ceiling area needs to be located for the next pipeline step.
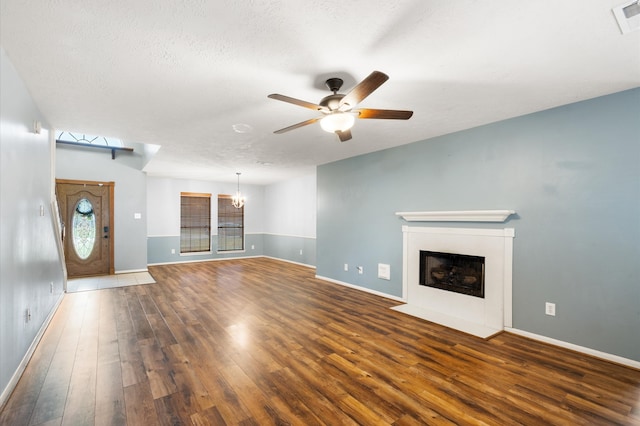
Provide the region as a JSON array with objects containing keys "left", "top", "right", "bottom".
[{"left": 1, "top": 1, "right": 638, "bottom": 185}]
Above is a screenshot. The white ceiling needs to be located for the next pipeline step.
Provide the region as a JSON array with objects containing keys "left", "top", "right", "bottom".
[{"left": 2, "top": 1, "right": 639, "bottom": 185}]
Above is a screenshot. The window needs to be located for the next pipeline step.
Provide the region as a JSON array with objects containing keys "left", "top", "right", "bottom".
[
  {"left": 218, "top": 195, "right": 244, "bottom": 251},
  {"left": 180, "top": 192, "right": 211, "bottom": 253},
  {"left": 72, "top": 198, "right": 96, "bottom": 259},
  {"left": 57, "top": 131, "right": 123, "bottom": 147}
]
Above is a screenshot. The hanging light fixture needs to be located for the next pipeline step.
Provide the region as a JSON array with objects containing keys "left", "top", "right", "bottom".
[{"left": 232, "top": 172, "right": 245, "bottom": 209}]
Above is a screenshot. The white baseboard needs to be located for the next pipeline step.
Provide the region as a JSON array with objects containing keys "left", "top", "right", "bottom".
[
  {"left": 0, "top": 292, "right": 65, "bottom": 410},
  {"left": 115, "top": 268, "right": 148, "bottom": 274},
  {"left": 147, "top": 254, "right": 264, "bottom": 266},
  {"left": 505, "top": 327, "right": 640, "bottom": 370},
  {"left": 263, "top": 256, "right": 316, "bottom": 269},
  {"left": 315, "top": 274, "right": 405, "bottom": 303},
  {"left": 148, "top": 255, "right": 317, "bottom": 270}
]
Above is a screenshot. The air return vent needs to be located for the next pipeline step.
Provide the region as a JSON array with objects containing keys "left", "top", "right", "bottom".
[{"left": 613, "top": 0, "right": 640, "bottom": 34}]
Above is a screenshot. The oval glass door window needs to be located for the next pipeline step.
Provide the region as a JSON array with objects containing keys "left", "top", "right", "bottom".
[{"left": 72, "top": 198, "right": 96, "bottom": 259}]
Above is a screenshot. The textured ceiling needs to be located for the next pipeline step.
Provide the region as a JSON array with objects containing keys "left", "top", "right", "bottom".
[{"left": 1, "top": 1, "right": 639, "bottom": 184}]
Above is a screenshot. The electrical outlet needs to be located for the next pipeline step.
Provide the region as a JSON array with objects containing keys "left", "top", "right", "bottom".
[
  {"left": 251, "top": 245, "right": 255, "bottom": 250},
  {"left": 299, "top": 249, "right": 303, "bottom": 255},
  {"left": 357, "top": 266, "right": 363, "bottom": 275},
  {"left": 545, "top": 302, "right": 556, "bottom": 316},
  {"left": 344, "top": 263, "right": 349, "bottom": 271},
  {"left": 171, "top": 249, "right": 176, "bottom": 254},
  {"left": 25, "top": 308, "right": 31, "bottom": 323}
]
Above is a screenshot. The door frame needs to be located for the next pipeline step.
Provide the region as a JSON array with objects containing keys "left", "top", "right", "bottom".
[{"left": 56, "top": 178, "right": 115, "bottom": 275}]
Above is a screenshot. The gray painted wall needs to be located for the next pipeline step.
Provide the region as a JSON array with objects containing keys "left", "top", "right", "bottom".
[
  {"left": 317, "top": 88, "right": 640, "bottom": 362},
  {"left": 264, "top": 234, "right": 316, "bottom": 266},
  {"left": 0, "top": 49, "right": 65, "bottom": 399},
  {"left": 56, "top": 142, "right": 148, "bottom": 272}
]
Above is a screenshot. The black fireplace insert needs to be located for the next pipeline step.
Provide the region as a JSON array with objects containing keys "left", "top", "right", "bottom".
[{"left": 419, "top": 250, "right": 485, "bottom": 298}]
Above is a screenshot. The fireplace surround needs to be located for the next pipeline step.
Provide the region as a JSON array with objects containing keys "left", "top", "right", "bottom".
[{"left": 393, "top": 225, "right": 514, "bottom": 338}]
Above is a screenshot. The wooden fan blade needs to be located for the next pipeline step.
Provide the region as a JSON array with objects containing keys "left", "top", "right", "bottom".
[
  {"left": 353, "top": 108, "right": 413, "bottom": 120},
  {"left": 268, "top": 94, "right": 327, "bottom": 111},
  {"left": 339, "top": 71, "right": 389, "bottom": 109},
  {"left": 336, "top": 129, "right": 352, "bottom": 142},
  {"left": 273, "top": 117, "right": 321, "bottom": 134}
]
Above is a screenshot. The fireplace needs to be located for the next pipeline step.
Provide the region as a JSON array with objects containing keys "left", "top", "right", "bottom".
[
  {"left": 419, "top": 251, "right": 485, "bottom": 298},
  {"left": 393, "top": 225, "right": 514, "bottom": 338}
]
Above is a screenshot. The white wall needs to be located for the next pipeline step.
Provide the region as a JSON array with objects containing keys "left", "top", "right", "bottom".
[
  {"left": 0, "top": 48, "right": 65, "bottom": 403},
  {"left": 264, "top": 172, "right": 316, "bottom": 238},
  {"left": 147, "top": 173, "right": 317, "bottom": 238},
  {"left": 147, "top": 176, "right": 265, "bottom": 236}
]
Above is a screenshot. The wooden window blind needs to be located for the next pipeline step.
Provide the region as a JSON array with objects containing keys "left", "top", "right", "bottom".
[
  {"left": 217, "top": 195, "right": 244, "bottom": 251},
  {"left": 180, "top": 192, "right": 211, "bottom": 253}
]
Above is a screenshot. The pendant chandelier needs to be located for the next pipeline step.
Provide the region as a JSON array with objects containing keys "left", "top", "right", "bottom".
[{"left": 232, "top": 172, "right": 245, "bottom": 209}]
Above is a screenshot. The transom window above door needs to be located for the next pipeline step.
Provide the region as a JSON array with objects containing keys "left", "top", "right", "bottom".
[{"left": 57, "top": 131, "right": 123, "bottom": 147}]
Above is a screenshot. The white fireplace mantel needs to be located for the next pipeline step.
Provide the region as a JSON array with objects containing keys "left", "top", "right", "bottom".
[{"left": 395, "top": 210, "right": 516, "bottom": 223}]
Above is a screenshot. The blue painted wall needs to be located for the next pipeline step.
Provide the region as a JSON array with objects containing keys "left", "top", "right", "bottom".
[
  {"left": 147, "top": 233, "right": 316, "bottom": 266},
  {"left": 147, "top": 234, "right": 264, "bottom": 264},
  {"left": 317, "top": 88, "right": 640, "bottom": 361}
]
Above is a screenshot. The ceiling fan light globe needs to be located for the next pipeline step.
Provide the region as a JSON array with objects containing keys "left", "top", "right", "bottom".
[{"left": 320, "top": 113, "right": 355, "bottom": 133}]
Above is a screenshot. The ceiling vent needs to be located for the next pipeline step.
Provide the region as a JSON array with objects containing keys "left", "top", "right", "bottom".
[{"left": 613, "top": 0, "right": 640, "bottom": 34}]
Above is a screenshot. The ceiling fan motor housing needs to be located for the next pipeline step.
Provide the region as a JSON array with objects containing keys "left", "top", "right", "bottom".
[{"left": 325, "top": 77, "right": 344, "bottom": 93}]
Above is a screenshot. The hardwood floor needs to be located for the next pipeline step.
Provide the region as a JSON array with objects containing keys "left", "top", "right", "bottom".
[{"left": 2, "top": 257, "right": 639, "bottom": 425}]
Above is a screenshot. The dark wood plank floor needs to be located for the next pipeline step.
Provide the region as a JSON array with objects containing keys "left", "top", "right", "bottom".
[{"left": 1, "top": 257, "right": 639, "bottom": 425}]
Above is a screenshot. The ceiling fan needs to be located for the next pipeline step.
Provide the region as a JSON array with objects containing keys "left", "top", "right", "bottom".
[{"left": 268, "top": 71, "right": 413, "bottom": 142}]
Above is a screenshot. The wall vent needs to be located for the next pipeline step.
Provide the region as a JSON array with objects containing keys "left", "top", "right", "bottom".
[{"left": 613, "top": 1, "right": 640, "bottom": 34}]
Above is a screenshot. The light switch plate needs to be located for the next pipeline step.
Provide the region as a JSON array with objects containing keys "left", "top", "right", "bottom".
[
  {"left": 378, "top": 263, "right": 391, "bottom": 280},
  {"left": 545, "top": 302, "right": 556, "bottom": 316}
]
